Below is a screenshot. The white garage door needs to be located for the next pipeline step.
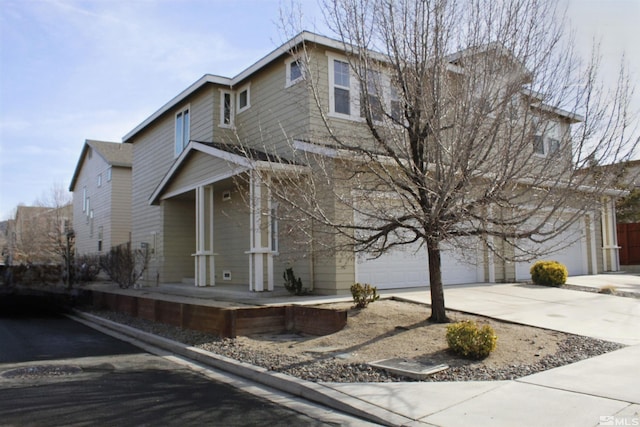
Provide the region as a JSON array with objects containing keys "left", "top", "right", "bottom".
[
  {"left": 515, "top": 219, "right": 587, "bottom": 281},
  {"left": 356, "top": 240, "right": 481, "bottom": 289}
]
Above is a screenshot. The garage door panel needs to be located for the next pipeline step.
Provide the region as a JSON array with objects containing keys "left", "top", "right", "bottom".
[
  {"left": 515, "top": 219, "right": 586, "bottom": 280},
  {"left": 356, "top": 240, "right": 481, "bottom": 289}
]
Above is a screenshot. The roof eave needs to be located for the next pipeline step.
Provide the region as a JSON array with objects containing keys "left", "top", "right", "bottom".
[{"left": 123, "top": 74, "right": 232, "bottom": 143}]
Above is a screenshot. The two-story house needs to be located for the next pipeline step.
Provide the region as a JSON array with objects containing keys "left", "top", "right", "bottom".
[
  {"left": 121, "top": 32, "right": 620, "bottom": 294},
  {"left": 69, "top": 140, "right": 132, "bottom": 256}
]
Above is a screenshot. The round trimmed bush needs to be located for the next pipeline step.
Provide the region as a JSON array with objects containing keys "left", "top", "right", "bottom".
[
  {"left": 446, "top": 320, "right": 497, "bottom": 360},
  {"left": 530, "top": 260, "right": 568, "bottom": 287}
]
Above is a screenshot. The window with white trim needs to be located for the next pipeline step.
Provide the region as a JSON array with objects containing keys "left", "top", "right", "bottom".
[
  {"left": 98, "top": 226, "right": 103, "bottom": 252},
  {"left": 533, "top": 135, "right": 545, "bottom": 155},
  {"left": 97, "top": 173, "right": 102, "bottom": 188},
  {"left": 174, "top": 106, "right": 190, "bottom": 157},
  {"left": 106, "top": 168, "right": 112, "bottom": 182},
  {"left": 219, "top": 90, "right": 234, "bottom": 127},
  {"left": 82, "top": 187, "right": 87, "bottom": 212},
  {"left": 332, "top": 58, "right": 351, "bottom": 116},
  {"left": 285, "top": 57, "right": 304, "bottom": 87},
  {"left": 390, "top": 85, "right": 403, "bottom": 122},
  {"left": 360, "top": 69, "right": 383, "bottom": 122},
  {"left": 532, "top": 121, "right": 562, "bottom": 157},
  {"left": 237, "top": 84, "right": 250, "bottom": 113}
]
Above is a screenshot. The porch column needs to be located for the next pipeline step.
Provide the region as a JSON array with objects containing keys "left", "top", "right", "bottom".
[
  {"left": 193, "top": 185, "right": 215, "bottom": 286},
  {"left": 601, "top": 197, "right": 621, "bottom": 272},
  {"left": 248, "top": 171, "right": 275, "bottom": 292}
]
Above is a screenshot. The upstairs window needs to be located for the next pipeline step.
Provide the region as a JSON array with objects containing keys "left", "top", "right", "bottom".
[
  {"left": 220, "top": 90, "right": 234, "bottom": 127},
  {"left": 237, "top": 84, "right": 250, "bottom": 114},
  {"left": 332, "top": 59, "right": 351, "bottom": 115},
  {"left": 360, "top": 69, "right": 383, "bottom": 122},
  {"left": 175, "top": 107, "right": 190, "bottom": 157},
  {"left": 533, "top": 136, "right": 560, "bottom": 157},
  {"left": 97, "top": 173, "right": 102, "bottom": 187},
  {"left": 106, "top": 168, "right": 112, "bottom": 182},
  {"left": 533, "top": 135, "right": 545, "bottom": 155},
  {"left": 390, "top": 86, "right": 403, "bottom": 122},
  {"left": 285, "top": 57, "right": 304, "bottom": 87}
]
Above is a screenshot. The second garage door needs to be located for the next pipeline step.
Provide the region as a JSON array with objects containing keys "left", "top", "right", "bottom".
[{"left": 515, "top": 218, "right": 588, "bottom": 281}]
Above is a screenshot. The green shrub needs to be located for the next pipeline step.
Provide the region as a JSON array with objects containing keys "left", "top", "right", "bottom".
[
  {"left": 350, "top": 283, "right": 380, "bottom": 308},
  {"left": 283, "top": 268, "right": 306, "bottom": 295},
  {"left": 530, "top": 260, "right": 568, "bottom": 287},
  {"left": 446, "top": 320, "right": 497, "bottom": 359}
]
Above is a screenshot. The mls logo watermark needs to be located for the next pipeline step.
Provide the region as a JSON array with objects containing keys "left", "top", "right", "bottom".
[{"left": 600, "top": 416, "right": 640, "bottom": 426}]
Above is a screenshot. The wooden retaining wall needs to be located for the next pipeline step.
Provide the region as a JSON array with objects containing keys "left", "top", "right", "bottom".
[{"left": 91, "top": 291, "right": 347, "bottom": 338}]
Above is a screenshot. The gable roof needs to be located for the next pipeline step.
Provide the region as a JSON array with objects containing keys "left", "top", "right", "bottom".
[
  {"left": 122, "top": 31, "right": 583, "bottom": 144},
  {"left": 122, "top": 31, "right": 348, "bottom": 143},
  {"left": 149, "top": 141, "right": 305, "bottom": 205},
  {"left": 69, "top": 140, "right": 132, "bottom": 191}
]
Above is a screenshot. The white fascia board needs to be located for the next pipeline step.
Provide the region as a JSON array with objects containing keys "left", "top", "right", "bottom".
[
  {"left": 123, "top": 74, "right": 231, "bottom": 142},
  {"left": 124, "top": 32, "right": 384, "bottom": 142},
  {"left": 255, "top": 160, "right": 309, "bottom": 175},
  {"left": 531, "top": 102, "right": 583, "bottom": 123},
  {"left": 148, "top": 141, "right": 250, "bottom": 205},
  {"left": 230, "top": 31, "right": 372, "bottom": 86},
  {"left": 192, "top": 141, "right": 254, "bottom": 168},
  {"left": 148, "top": 141, "right": 306, "bottom": 204}
]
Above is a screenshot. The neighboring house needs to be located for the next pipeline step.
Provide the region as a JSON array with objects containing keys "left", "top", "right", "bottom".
[
  {"left": 69, "top": 140, "right": 132, "bottom": 256},
  {"left": 8, "top": 205, "right": 72, "bottom": 265},
  {"left": 0, "top": 220, "right": 11, "bottom": 266},
  {"left": 121, "top": 31, "right": 620, "bottom": 294},
  {"left": 613, "top": 160, "right": 640, "bottom": 265}
]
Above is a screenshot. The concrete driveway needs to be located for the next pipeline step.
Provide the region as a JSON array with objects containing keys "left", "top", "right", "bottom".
[{"left": 392, "top": 276, "right": 640, "bottom": 345}]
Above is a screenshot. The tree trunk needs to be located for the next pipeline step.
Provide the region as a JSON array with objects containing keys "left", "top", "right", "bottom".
[{"left": 427, "top": 238, "right": 449, "bottom": 323}]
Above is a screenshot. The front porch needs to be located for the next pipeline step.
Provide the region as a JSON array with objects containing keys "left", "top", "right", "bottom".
[{"left": 151, "top": 141, "right": 308, "bottom": 293}]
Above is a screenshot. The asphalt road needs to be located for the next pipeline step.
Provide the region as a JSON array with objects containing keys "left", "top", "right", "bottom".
[{"left": 0, "top": 295, "right": 356, "bottom": 426}]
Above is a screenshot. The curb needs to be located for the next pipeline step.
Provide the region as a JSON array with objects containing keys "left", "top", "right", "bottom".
[{"left": 70, "top": 310, "right": 414, "bottom": 427}]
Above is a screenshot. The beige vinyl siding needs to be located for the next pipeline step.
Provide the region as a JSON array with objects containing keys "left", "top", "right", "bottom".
[
  {"left": 230, "top": 58, "right": 311, "bottom": 157},
  {"left": 163, "top": 152, "right": 242, "bottom": 197},
  {"left": 73, "top": 148, "right": 113, "bottom": 255},
  {"left": 215, "top": 181, "right": 251, "bottom": 285},
  {"left": 130, "top": 86, "right": 216, "bottom": 284},
  {"left": 163, "top": 197, "right": 195, "bottom": 282},
  {"left": 131, "top": 116, "right": 174, "bottom": 284},
  {"left": 189, "top": 86, "right": 215, "bottom": 143},
  {"left": 109, "top": 166, "right": 132, "bottom": 249}
]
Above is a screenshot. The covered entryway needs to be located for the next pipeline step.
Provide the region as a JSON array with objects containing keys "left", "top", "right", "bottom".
[{"left": 150, "top": 141, "right": 304, "bottom": 291}]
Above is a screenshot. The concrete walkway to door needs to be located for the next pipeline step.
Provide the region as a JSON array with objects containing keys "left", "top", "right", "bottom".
[{"left": 387, "top": 277, "right": 640, "bottom": 345}]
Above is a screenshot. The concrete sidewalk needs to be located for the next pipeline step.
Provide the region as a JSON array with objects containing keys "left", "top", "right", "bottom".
[
  {"left": 325, "top": 345, "right": 640, "bottom": 426},
  {"left": 77, "top": 277, "right": 640, "bottom": 426}
]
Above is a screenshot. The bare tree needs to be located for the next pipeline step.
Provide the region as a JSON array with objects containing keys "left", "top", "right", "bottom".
[
  {"left": 232, "top": 0, "right": 638, "bottom": 322},
  {"left": 33, "top": 182, "right": 74, "bottom": 267}
]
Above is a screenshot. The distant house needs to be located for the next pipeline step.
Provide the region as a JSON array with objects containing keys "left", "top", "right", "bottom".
[
  {"left": 118, "top": 31, "right": 621, "bottom": 294},
  {"left": 7, "top": 205, "right": 72, "bottom": 264},
  {"left": 69, "top": 140, "right": 132, "bottom": 256}
]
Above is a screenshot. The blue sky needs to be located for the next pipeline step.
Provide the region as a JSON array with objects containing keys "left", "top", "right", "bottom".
[{"left": 1, "top": 0, "right": 639, "bottom": 221}]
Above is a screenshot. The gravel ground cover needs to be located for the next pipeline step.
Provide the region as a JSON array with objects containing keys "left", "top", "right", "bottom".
[{"left": 87, "top": 298, "right": 624, "bottom": 383}]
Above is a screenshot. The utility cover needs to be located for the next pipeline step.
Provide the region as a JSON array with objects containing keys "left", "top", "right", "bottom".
[{"left": 369, "top": 358, "right": 448, "bottom": 380}]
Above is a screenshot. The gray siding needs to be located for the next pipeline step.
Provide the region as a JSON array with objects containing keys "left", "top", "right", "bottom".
[{"left": 72, "top": 148, "right": 131, "bottom": 256}]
